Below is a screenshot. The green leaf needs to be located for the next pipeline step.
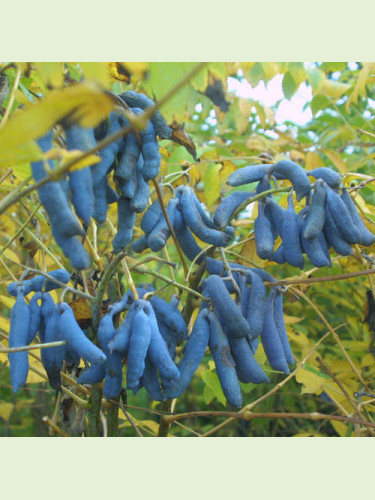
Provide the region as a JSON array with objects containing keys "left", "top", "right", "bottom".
[
  {"left": 320, "top": 62, "right": 347, "bottom": 73},
  {"left": 167, "top": 146, "right": 193, "bottom": 175},
  {"left": 307, "top": 68, "right": 325, "bottom": 92},
  {"left": 248, "top": 63, "right": 266, "bottom": 87},
  {"left": 310, "top": 95, "right": 331, "bottom": 115},
  {"left": 204, "top": 162, "right": 221, "bottom": 208},
  {"left": 282, "top": 72, "right": 297, "bottom": 100},
  {"left": 201, "top": 370, "right": 226, "bottom": 407}
]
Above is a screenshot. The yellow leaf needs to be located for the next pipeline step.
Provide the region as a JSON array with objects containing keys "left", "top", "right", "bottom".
[
  {"left": 46, "top": 148, "right": 100, "bottom": 172},
  {"left": 79, "top": 62, "right": 111, "bottom": 88},
  {"left": 0, "top": 295, "right": 15, "bottom": 309},
  {"left": 361, "top": 353, "right": 374, "bottom": 369},
  {"left": 34, "top": 62, "right": 64, "bottom": 88},
  {"left": 305, "top": 151, "right": 324, "bottom": 170},
  {"left": 239, "top": 238, "right": 267, "bottom": 268},
  {"left": 0, "top": 315, "right": 10, "bottom": 332},
  {"left": 318, "top": 78, "right": 351, "bottom": 99},
  {"left": 331, "top": 420, "right": 350, "bottom": 437},
  {"left": 119, "top": 62, "right": 149, "bottom": 79},
  {"left": 295, "top": 368, "right": 324, "bottom": 395},
  {"left": 323, "top": 150, "right": 347, "bottom": 173},
  {"left": 284, "top": 315, "right": 304, "bottom": 324},
  {"left": 0, "top": 83, "right": 115, "bottom": 167},
  {"left": 346, "top": 62, "right": 375, "bottom": 111},
  {"left": 0, "top": 402, "right": 14, "bottom": 421},
  {"left": 246, "top": 135, "right": 268, "bottom": 151}
]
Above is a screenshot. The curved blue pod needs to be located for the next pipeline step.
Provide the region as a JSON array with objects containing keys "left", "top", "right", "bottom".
[
  {"left": 143, "top": 302, "right": 180, "bottom": 382},
  {"left": 271, "top": 244, "right": 286, "bottom": 264},
  {"left": 58, "top": 303, "right": 106, "bottom": 364},
  {"left": 256, "top": 175, "right": 272, "bottom": 194},
  {"left": 165, "top": 308, "right": 210, "bottom": 399},
  {"left": 130, "top": 155, "right": 150, "bottom": 213},
  {"left": 271, "top": 160, "right": 311, "bottom": 201},
  {"left": 27, "top": 292, "right": 42, "bottom": 344},
  {"left": 254, "top": 199, "right": 274, "bottom": 259},
  {"left": 264, "top": 197, "right": 285, "bottom": 236},
  {"left": 229, "top": 337, "right": 270, "bottom": 384},
  {"left": 146, "top": 197, "right": 179, "bottom": 252},
  {"left": 115, "top": 130, "right": 140, "bottom": 181},
  {"left": 227, "top": 164, "right": 273, "bottom": 187},
  {"left": 213, "top": 191, "right": 256, "bottom": 229},
  {"left": 178, "top": 186, "right": 233, "bottom": 247},
  {"left": 8, "top": 269, "right": 70, "bottom": 297},
  {"left": 140, "top": 201, "right": 163, "bottom": 236},
  {"left": 326, "top": 187, "right": 362, "bottom": 244},
  {"left": 281, "top": 193, "right": 304, "bottom": 269},
  {"left": 112, "top": 196, "right": 136, "bottom": 253},
  {"left": 140, "top": 121, "right": 161, "bottom": 181},
  {"left": 41, "top": 304, "right": 65, "bottom": 390},
  {"left": 108, "top": 302, "right": 137, "bottom": 355},
  {"left": 306, "top": 167, "right": 342, "bottom": 189},
  {"left": 149, "top": 294, "right": 187, "bottom": 341},
  {"left": 91, "top": 112, "right": 125, "bottom": 224},
  {"left": 52, "top": 230, "right": 91, "bottom": 270},
  {"left": 31, "top": 131, "right": 85, "bottom": 239},
  {"left": 207, "top": 310, "right": 242, "bottom": 408},
  {"left": 323, "top": 207, "right": 354, "bottom": 256},
  {"left": 8, "top": 286, "right": 30, "bottom": 393},
  {"left": 106, "top": 184, "right": 119, "bottom": 205},
  {"left": 299, "top": 211, "right": 331, "bottom": 268},
  {"left": 173, "top": 207, "right": 205, "bottom": 263},
  {"left": 246, "top": 270, "right": 267, "bottom": 339},
  {"left": 340, "top": 187, "right": 375, "bottom": 246},
  {"left": 126, "top": 302, "right": 151, "bottom": 390},
  {"left": 142, "top": 357, "right": 166, "bottom": 401},
  {"left": 273, "top": 291, "right": 294, "bottom": 365},
  {"left": 130, "top": 235, "right": 149, "bottom": 253},
  {"left": 303, "top": 179, "right": 327, "bottom": 240},
  {"left": 65, "top": 125, "right": 95, "bottom": 225},
  {"left": 260, "top": 289, "right": 289, "bottom": 374},
  {"left": 203, "top": 275, "right": 251, "bottom": 338},
  {"left": 78, "top": 363, "right": 105, "bottom": 384},
  {"left": 120, "top": 91, "right": 172, "bottom": 139}
]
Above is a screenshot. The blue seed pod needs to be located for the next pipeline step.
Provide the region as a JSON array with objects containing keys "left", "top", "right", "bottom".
[
  {"left": 227, "top": 164, "right": 273, "bottom": 187},
  {"left": 140, "top": 201, "right": 163, "bottom": 236},
  {"left": 147, "top": 197, "right": 179, "bottom": 252},
  {"left": 207, "top": 310, "right": 243, "bottom": 408},
  {"left": 115, "top": 130, "right": 140, "bottom": 181},
  {"left": 8, "top": 269, "right": 70, "bottom": 297},
  {"left": 264, "top": 197, "right": 285, "bottom": 236},
  {"left": 173, "top": 207, "right": 205, "bottom": 263},
  {"left": 323, "top": 206, "right": 354, "bottom": 256},
  {"left": 41, "top": 304, "right": 65, "bottom": 390},
  {"left": 306, "top": 167, "right": 342, "bottom": 189},
  {"left": 91, "top": 112, "right": 125, "bottom": 224},
  {"left": 120, "top": 91, "right": 172, "bottom": 139},
  {"left": 281, "top": 193, "right": 304, "bottom": 269},
  {"left": 31, "top": 131, "right": 85, "bottom": 239},
  {"left": 27, "top": 292, "right": 42, "bottom": 344},
  {"left": 130, "top": 155, "right": 150, "bottom": 213},
  {"left": 59, "top": 303, "right": 106, "bottom": 364},
  {"left": 144, "top": 302, "right": 180, "bottom": 382},
  {"left": 142, "top": 357, "right": 167, "bottom": 401},
  {"left": 213, "top": 191, "right": 256, "bottom": 229},
  {"left": 126, "top": 301, "right": 151, "bottom": 390},
  {"left": 326, "top": 187, "right": 362, "bottom": 244},
  {"left": 149, "top": 294, "right": 187, "bottom": 341},
  {"left": 203, "top": 275, "right": 251, "bottom": 338},
  {"left": 273, "top": 291, "right": 294, "bottom": 365},
  {"left": 78, "top": 363, "right": 105, "bottom": 384},
  {"left": 165, "top": 308, "right": 210, "bottom": 399},
  {"left": 108, "top": 302, "right": 137, "bottom": 355},
  {"left": 254, "top": 199, "right": 274, "bottom": 259},
  {"left": 303, "top": 179, "right": 327, "bottom": 240},
  {"left": 260, "top": 290, "right": 289, "bottom": 374},
  {"left": 8, "top": 286, "right": 30, "bottom": 393},
  {"left": 271, "top": 244, "right": 286, "bottom": 264},
  {"left": 112, "top": 196, "right": 136, "bottom": 253},
  {"left": 271, "top": 160, "right": 311, "bottom": 201},
  {"left": 340, "top": 187, "right": 375, "bottom": 246},
  {"left": 65, "top": 125, "right": 95, "bottom": 225},
  {"left": 178, "top": 186, "right": 233, "bottom": 247},
  {"left": 229, "top": 337, "right": 270, "bottom": 384},
  {"left": 246, "top": 270, "right": 267, "bottom": 339}
]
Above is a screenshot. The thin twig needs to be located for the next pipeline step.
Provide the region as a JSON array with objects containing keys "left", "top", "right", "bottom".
[
  {"left": 42, "top": 416, "right": 69, "bottom": 437},
  {"left": 0, "top": 340, "right": 67, "bottom": 353},
  {"left": 0, "top": 203, "right": 41, "bottom": 257}
]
